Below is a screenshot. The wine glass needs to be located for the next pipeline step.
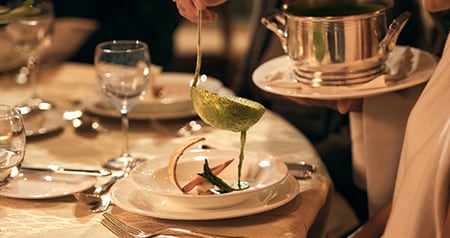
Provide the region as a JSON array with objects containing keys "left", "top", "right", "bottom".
[
  {"left": 0, "top": 104, "right": 26, "bottom": 189},
  {"left": 4, "top": 0, "right": 54, "bottom": 113},
  {"left": 95, "top": 40, "right": 151, "bottom": 170}
]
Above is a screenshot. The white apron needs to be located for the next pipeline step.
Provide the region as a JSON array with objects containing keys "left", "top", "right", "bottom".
[
  {"left": 382, "top": 33, "right": 450, "bottom": 237},
  {"left": 350, "top": 83, "right": 425, "bottom": 215}
]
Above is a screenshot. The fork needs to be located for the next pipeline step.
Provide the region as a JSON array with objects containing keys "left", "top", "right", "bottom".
[{"left": 101, "top": 213, "right": 246, "bottom": 238}]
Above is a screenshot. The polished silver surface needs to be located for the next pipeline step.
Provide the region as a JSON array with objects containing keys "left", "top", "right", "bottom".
[
  {"left": 286, "top": 161, "right": 317, "bottom": 179},
  {"left": 261, "top": 0, "right": 410, "bottom": 86},
  {"left": 73, "top": 169, "right": 127, "bottom": 213},
  {"left": 89, "top": 159, "right": 139, "bottom": 212}
]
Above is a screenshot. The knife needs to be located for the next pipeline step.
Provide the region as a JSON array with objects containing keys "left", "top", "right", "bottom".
[{"left": 21, "top": 165, "right": 111, "bottom": 177}]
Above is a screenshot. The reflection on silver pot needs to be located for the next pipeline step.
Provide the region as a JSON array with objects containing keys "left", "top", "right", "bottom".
[{"left": 261, "top": 0, "right": 410, "bottom": 87}]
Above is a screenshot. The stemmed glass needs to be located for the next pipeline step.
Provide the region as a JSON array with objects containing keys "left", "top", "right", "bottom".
[
  {"left": 0, "top": 104, "right": 26, "bottom": 189},
  {"left": 95, "top": 40, "right": 151, "bottom": 170},
  {"left": 3, "top": 0, "right": 54, "bottom": 113}
]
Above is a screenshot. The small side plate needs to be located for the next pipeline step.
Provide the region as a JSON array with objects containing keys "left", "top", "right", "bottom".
[{"left": 0, "top": 170, "right": 96, "bottom": 199}]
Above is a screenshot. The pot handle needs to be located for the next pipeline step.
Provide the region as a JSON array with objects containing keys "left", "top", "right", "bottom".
[
  {"left": 261, "top": 10, "right": 288, "bottom": 53},
  {"left": 380, "top": 11, "right": 411, "bottom": 55}
]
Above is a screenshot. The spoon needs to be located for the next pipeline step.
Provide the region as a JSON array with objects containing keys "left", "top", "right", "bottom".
[
  {"left": 92, "top": 194, "right": 111, "bottom": 213},
  {"left": 73, "top": 170, "right": 124, "bottom": 211},
  {"left": 74, "top": 159, "right": 139, "bottom": 212}
]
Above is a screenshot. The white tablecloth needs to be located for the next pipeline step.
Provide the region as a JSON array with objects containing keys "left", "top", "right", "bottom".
[{"left": 0, "top": 63, "right": 332, "bottom": 238}]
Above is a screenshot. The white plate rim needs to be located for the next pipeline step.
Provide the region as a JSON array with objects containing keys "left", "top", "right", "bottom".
[
  {"left": 110, "top": 175, "right": 299, "bottom": 220},
  {"left": 252, "top": 46, "right": 437, "bottom": 100},
  {"left": 82, "top": 94, "right": 197, "bottom": 120},
  {"left": 83, "top": 72, "right": 224, "bottom": 120},
  {"left": 0, "top": 171, "right": 96, "bottom": 199}
]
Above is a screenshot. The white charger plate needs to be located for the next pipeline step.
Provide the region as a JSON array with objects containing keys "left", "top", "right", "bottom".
[
  {"left": 0, "top": 171, "right": 96, "bottom": 199},
  {"left": 83, "top": 72, "right": 224, "bottom": 120},
  {"left": 252, "top": 46, "right": 437, "bottom": 100},
  {"left": 110, "top": 175, "right": 299, "bottom": 220}
]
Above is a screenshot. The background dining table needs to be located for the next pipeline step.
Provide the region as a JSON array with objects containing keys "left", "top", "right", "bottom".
[{"left": 0, "top": 62, "right": 333, "bottom": 238}]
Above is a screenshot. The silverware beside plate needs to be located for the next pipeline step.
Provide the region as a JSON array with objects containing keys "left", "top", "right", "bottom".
[
  {"left": 74, "top": 170, "right": 125, "bottom": 212},
  {"left": 102, "top": 213, "right": 246, "bottom": 238},
  {"left": 74, "top": 159, "right": 138, "bottom": 212},
  {"left": 285, "top": 161, "right": 317, "bottom": 179},
  {"left": 21, "top": 165, "right": 111, "bottom": 177}
]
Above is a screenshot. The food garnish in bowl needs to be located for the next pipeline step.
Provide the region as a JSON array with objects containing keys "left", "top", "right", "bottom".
[{"left": 168, "top": 136, "right": 250, "bottom": 195}]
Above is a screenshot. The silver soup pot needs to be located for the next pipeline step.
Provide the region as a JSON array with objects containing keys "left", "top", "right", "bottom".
[{"left": 261, "top": 0, "right": 410, "bottom": 86}]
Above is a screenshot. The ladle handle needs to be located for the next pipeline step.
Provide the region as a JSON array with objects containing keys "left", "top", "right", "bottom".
[{"left": 192, "top": 10, "right": 202, "bottom": 87}]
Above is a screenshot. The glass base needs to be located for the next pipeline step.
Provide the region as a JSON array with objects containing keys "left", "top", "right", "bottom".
[{"left": 101, "top": 156, "right": 145, "bottom": 170}]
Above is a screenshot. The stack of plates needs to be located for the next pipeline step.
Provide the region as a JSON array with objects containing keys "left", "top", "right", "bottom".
[
  {"left": 110, "top": 149, "right": 299, "bottom": 220},
  {"left": 252, "top": 46, "right": 437, "bottom": 100}
]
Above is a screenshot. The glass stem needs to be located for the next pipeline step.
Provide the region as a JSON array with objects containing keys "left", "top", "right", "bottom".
[
  {"left": 26, "top": 56, "right": 39, "bottom": 100},
  {"left": 15, "top": 55, "right": 38, "bottom": 100},
  {"left": 120, "top": 111, "right": 131, "bottom": 158}
]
